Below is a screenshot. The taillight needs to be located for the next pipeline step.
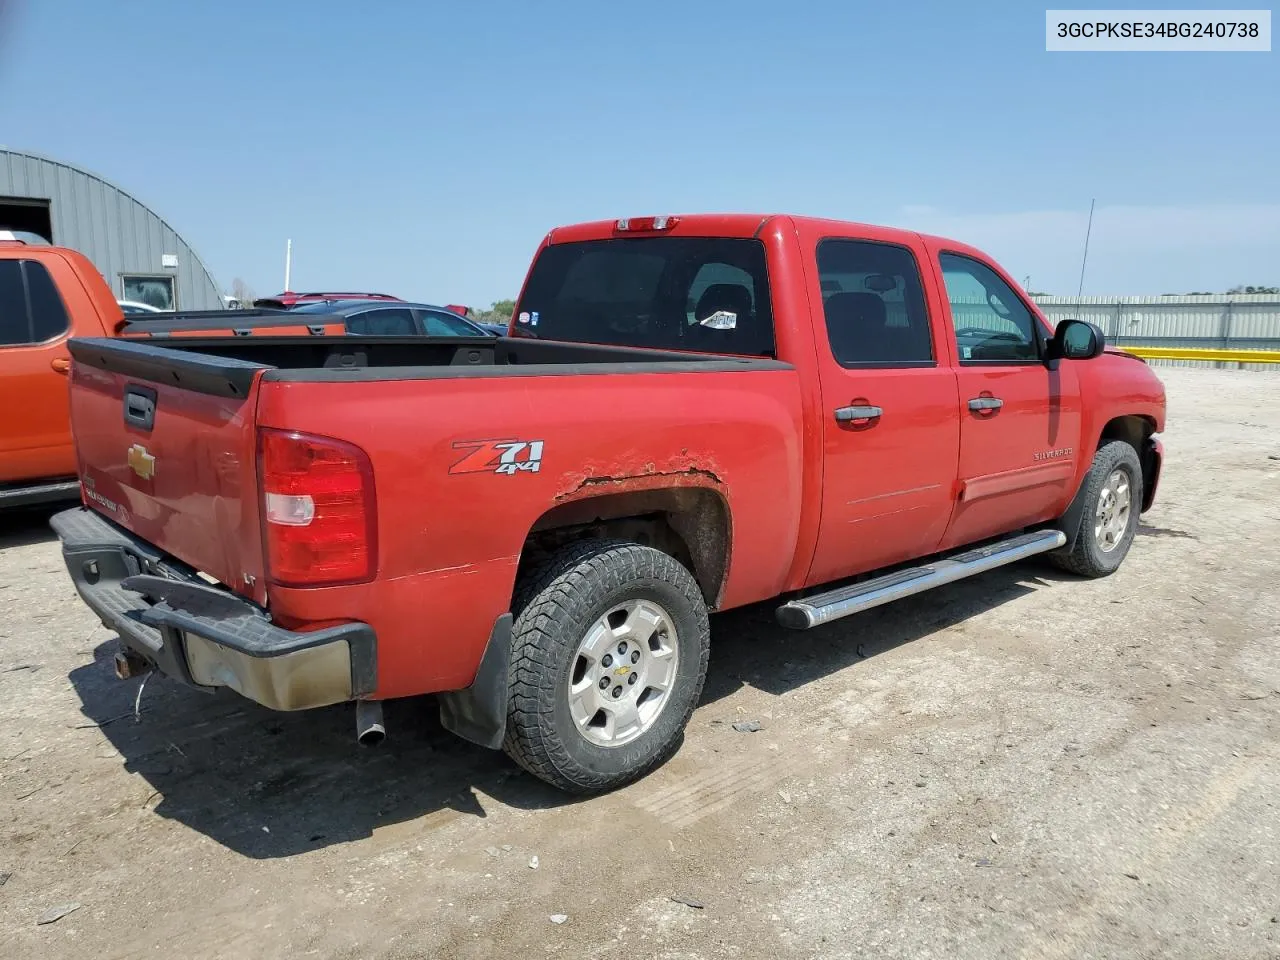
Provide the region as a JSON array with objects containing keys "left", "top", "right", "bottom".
[
  {"left": 257, "top": 428, "right": 377, "bottom": 588},
  {"left": 615, "top": 216, "right": 679, "bottom": 232}
]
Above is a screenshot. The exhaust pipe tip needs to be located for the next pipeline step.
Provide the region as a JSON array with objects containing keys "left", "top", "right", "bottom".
[
  {"left": 114, "top": 650, "right": 153, "bottom": 681},
  {"left": 355, "top": 700, "right": 385, "bottom": 747}
]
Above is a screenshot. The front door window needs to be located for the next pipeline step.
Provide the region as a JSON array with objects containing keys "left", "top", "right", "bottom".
[{"left": 938, "top": 253, "right": 1040, "bottom": 363}]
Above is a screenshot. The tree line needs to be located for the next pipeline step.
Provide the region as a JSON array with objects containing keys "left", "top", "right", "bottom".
[
  {"left": 470, "top": 299, "right": 516, "bottom": 323},
  {"left": 1178, "top": 285, "right": 1280, "bottom": 296}
]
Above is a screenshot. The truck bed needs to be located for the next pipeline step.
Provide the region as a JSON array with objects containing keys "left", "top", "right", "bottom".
[
  {"left": 69, "top": 335, "right": 787, "bottom": 397},
  {"left": 64, "top": 333, "right": 801, "bottom": 625}
]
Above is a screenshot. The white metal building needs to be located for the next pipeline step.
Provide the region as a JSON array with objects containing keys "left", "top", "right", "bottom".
[{"left": 0, "top": 148, "right": 222, "bottom": 311}]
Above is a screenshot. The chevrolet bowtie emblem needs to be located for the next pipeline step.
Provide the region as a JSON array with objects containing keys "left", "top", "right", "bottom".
[{"left": 127, "top": 444, "right": 156, "bottom": 480}]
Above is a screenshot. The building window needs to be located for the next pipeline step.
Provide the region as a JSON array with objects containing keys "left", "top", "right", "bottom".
[{"left": 121, "top": 274, "right": 176, "bottom": 311}]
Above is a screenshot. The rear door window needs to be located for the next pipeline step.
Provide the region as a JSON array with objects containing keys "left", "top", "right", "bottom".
[
  {"left": 516, "top": 238, "right": 775, "bottom": 356},
  {"left": 0, "top": 259, "right": 72, "bottom": 346},
  {"left": 816, "top": 239, "right": 934, "bottom": 366},
  {"left": 26, "top": 260, "right": 73, "bottom": 342}
]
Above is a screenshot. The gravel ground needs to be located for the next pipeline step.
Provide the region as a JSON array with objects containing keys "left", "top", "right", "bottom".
[{"left": 1, "top": 366, "right": 1278, "bottom": 960}]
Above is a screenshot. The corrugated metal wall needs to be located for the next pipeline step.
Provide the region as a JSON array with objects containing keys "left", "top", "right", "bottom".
[
  {"left": 1031, "top": 294, "right": 1280, "bottom": 373},
  {"left": 0, "top": 149, "right": 222, "bottom": 310}
]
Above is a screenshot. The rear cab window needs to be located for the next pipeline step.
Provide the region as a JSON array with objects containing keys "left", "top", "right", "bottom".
[{"left": 514, "top": 238, "right": 775, "bottom": 356}]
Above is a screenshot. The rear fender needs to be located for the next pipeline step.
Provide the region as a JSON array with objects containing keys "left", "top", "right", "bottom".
[{"left": 527, "top": 477, "right": 732, "bottom": 608}]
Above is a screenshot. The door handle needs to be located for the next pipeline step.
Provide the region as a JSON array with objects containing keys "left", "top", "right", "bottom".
[
  {"left": 51, "top": 357, "right": 70, "bottom": 374},
  {"left": 834, "top": 405, "right": 882, "bottom": 423},
  {"left": 967, "top": 396, "right": 1003, "bottom": 413}
]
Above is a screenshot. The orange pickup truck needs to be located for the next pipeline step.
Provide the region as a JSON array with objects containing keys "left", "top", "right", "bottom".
[
  {"left": 0, "top": 243, "right": 352, "bottom": 508},
  {"left": 50, "top": 214, "right": 1166, "bottom": 793}
]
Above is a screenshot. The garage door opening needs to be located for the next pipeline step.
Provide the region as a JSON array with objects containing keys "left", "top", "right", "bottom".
[{"left": 0, "top": 197, "right": 54, "bottom": 243}]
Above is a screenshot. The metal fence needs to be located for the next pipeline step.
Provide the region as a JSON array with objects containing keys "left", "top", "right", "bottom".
[{"left": 1030, "top": 294, "right": 1280, "bottom": 371}]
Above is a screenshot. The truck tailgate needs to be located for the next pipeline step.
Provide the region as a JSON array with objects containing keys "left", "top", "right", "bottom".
[{"left": 66, "top": 338, "right": 269, "bottom": 605}]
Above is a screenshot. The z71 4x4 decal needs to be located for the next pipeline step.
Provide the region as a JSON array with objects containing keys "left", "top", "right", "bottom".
[{"left": 449, "top": 439, "right": 545, "bottom": 475}]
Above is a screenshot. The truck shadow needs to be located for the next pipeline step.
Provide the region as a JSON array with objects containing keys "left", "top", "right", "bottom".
[
  {"left": 67, "top": 648, "right": 561, "bottom": 860},
  {"left": 66, "top": 559, "right": 1076, "bottom": 860},
  {"left": 700, "top": 559, "right": 1074, "bottom": 704},
  {"left": 0, "top": 504, "right": 64, "bottom": 549}
]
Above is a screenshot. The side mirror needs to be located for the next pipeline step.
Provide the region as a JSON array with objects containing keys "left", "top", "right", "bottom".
[{"left": 1049, "top": 318, "right": 1104, "bottom": 362}]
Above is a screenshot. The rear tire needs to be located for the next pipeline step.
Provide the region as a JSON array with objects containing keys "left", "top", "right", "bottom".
[
  {"left": 1051, "top": 440, "right": 1143, "bottom": 578},
  {"left": 503, "top": 539, "right": 710, "bottom": 794}
]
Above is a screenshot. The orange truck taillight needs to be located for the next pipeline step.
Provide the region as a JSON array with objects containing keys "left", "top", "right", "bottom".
[{"left": 257, "top": 428, "right": 377, "bottom": 588}]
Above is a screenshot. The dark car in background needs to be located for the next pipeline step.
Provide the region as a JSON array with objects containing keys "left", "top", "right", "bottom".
[
  {"left": 253, "top": 291, "right": 404, "bottom": 309},
  {"left": 288, "top": 299, "right": 495, "bottom": 337}
]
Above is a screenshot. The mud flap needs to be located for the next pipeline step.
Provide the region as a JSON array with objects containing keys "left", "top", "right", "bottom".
[
  {"left": 1140, "top": 437, "right": 1162, "bottom": 513},
  {"left": 1055, "top": 476, "right": 1091, "bottom": 554},
  {"left": 437, "top": 614, "right": 512, "bottom": 750}
]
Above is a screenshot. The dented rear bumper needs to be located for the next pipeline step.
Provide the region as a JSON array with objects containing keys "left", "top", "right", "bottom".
[{"left": 51, "top": 507, "right": 376, "bottom": 711}]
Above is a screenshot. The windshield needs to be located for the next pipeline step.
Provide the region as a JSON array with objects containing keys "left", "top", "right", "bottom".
[
  {"left": 290, "top": 300, "right": 363, "bottom": 314},
  {"left": 515, "top": 237, "right": 774, "bottom": 356}
]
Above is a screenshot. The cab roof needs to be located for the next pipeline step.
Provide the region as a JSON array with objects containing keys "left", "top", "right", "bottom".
[{"left": 546, "top": 213, "right": 970, "bottom": 253}]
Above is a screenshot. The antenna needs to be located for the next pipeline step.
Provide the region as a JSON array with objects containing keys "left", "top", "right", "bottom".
[
  {"left": 1076, "top": 199, "right": 1095, "bottom": 297},
  {"left": 284, "top": 238, "right": 293, "bottom": 292}
]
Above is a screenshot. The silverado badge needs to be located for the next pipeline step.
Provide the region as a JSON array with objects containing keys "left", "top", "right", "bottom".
[{"left": 127, "top": 443, "right": 156, "bottom": 480}]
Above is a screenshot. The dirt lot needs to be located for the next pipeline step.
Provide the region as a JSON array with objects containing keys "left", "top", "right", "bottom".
[{"left": 2, "top": 366, "right": 1278, "bottom": 960}]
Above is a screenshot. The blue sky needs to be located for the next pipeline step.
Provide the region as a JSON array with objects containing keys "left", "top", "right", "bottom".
[{"left": 1, "top": 0, "right": 1276, "bottom": 302}]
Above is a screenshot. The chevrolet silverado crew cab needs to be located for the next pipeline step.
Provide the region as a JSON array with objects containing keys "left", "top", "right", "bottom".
[{"left": 51, "top": 214, "right": 1166, "bottom": 793}]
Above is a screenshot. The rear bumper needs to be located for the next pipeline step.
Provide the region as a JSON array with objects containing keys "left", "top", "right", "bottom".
[
  {"left": 0, "top": 477, "right": 80, "bottom": 509},
  {"left": 50, "top": 507, "right": 376, "bottom": 711}
]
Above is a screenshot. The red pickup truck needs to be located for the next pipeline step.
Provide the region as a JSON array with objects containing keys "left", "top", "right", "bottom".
[{"left": 51, "top": 214, "right": 1166, "bottom": 793}]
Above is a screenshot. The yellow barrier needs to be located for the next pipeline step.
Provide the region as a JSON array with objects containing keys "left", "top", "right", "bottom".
[{"left": 1120, "top": 346, "right": 1280, "bottom": 364}]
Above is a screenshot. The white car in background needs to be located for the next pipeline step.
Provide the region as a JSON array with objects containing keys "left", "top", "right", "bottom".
[{"left": 117, "top": 300, "right": 165, "bottom": 315}]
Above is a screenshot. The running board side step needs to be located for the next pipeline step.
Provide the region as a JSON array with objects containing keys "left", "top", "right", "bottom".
[{"left": 776, "top": 530, "right": 1067, "bottom": 630}]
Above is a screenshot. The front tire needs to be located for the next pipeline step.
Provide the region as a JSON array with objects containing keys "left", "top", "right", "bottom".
[
  {"left": 503, "top": 539, "right": 710, "bottom": 794},
  {"left": 1051, "top": 440, "right": 1143, "bottom": 578}
]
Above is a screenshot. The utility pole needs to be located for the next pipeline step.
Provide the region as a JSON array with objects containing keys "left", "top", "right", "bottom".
[{"left": 1077, "top": 199, "right": 1095, "bottom": 297}]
